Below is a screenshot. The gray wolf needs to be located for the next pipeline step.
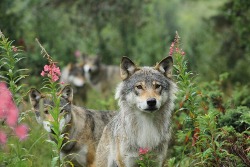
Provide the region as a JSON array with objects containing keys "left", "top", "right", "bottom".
[
  {"left": 29, "top": 85, "right": 116, "bottom": 167},
  {"left": 60, "top": 63, "right": 88, "bottom": 105},
  {"left": 96, "top": 56, "right": 177, "bottom": 167},
  {"left": 82, "top": 55, "right": 120, "bottom": 95}
]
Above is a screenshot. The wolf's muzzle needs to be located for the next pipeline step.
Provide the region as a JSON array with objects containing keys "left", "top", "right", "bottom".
[
  {"left": 145, "top": 98, "right": 158, "bottom": 111},
  {"left": 147, "top": 98, "right": 156, "bottom": 107}
]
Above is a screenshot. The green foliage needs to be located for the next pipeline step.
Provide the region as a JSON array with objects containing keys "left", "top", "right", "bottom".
[
  {"left": 218, "top": 106, "right": 250, "bottom": 133},
  {"left": 35, "top": 39, "right": 68, "bottom": 166},
  {"left": 136, "top": 149, "right": 157, "bottom": 167},
  {"left": 1, "top": 0, "right": 250, "bottom": 166},
  {"left": 228, "top": 84, "right": 250, "bottom": 108},
  {"left": 0, "top": 33, "right": 29, "bottom": 105},
  {"left": 0, "top": 32, "right": 31, "bottom": 167},
  {"left": 169, "top": 33, "right": 250, "bottom": 167}
]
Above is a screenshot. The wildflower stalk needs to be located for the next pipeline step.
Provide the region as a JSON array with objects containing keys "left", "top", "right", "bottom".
[
  {"left": 0, "top": 31, "right": 29, "bottom": 166},
  {"left": 169, "top": 32, "right": 233, "bottom": 166},
  {"left": 0, "top": 31, "right": 28, "bottom": 105},
  {"left": 171, "top": 32, "right": 198, "bottom": 118},
  {"left": 36, "top": 38, "right": 64, "bottom": 167},
  {"left": 169, "top": 32, "right": 201, "bottom": 163}
]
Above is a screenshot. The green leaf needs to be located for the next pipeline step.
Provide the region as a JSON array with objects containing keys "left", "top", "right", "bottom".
[
  {"left": 0, "top": 75, "right": 9, "bottom": 81},
  {"left": 46, "top": 139, "right": 58, "bottom": 148},
  {"left": 14, "top": 74, "right": 29, "bottom": 83},
  {"left": 202, "top": 148, "right": 213, "bottom": 158},
  {"left": 51, "top": 156, "right": 59, "bottom": 167}
]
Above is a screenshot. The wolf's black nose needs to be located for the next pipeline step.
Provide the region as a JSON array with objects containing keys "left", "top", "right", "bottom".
[{"left": 147, "top": 98, "right": 156, "bottom": 107}]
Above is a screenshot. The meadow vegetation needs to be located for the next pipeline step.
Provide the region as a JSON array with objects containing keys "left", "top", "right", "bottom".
[{"left": 0, "top": 0, "right": 249, "bottom": 166}]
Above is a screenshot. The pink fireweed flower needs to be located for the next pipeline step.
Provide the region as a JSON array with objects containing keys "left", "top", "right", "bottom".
[
  {"left": 51, "top": 74, "right": 59, "bottom": 82},
  {"left": 0, "top": 82, "right": 18, "bottom": 127},
  {"left": 44, "top": 65, "right": 50, "bottom": 72},
  {"left": 51, "top": 64, "right": 61, "bottom": 75},
  {"left": 41, "top": 63, "right": 61, "bottom": 82},
  {"left": 15, "top": 125, "right": 28, "bottom": 140},
  {"left": 74, "top": 50, "right": 81, "bottom": 58},
  {"left": 41, "top": 70, "right": 45, "bottom": 76},
  {"left": 0, "top": 131, "right": 7, "bottom": 144},
  {"left": 139, "top": 148, "right": 149, "bottom": 155},
  {"left": 168, "top": 33, "right": 185, "bottom": 57},
  {"left": 6, "top": 103, "right": 18, "bottom": 127},
  {"left": 169, "top": 42, "right": 175, "bottom": 56},
  {"left": 0, "top": 82, "right": 12, "bottom": 103},
  {"left": 0, "top": 82, "right": 28, "bottom": 143},
  {"left": 170, "top": 42, "right": 175, "bottom": 47}
]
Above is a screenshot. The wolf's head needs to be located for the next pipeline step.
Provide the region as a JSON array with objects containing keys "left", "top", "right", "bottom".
[
  {"left": 29, "top": 85, "right": 73, "bottom": 134},
  {"left": 61, "top": 63, "right": 86, "bottom": 87},
  {"left": 67, "top": 63, "right": 86, "bottom": 87},
  {"left": 82, "top": 55, "right": 101, "bottom": 75},
  {"left": 115, "top": 56, "right": 177, "bottom": 114}
]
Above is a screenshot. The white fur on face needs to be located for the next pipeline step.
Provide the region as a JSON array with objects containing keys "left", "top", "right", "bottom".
[
  {"left": 136, "top": 98, "right": 162, "bottom": 111},
  {"left": 68, "top": 75, "right": 85, "bottom": 87},
  {"left": 83, "top": 65, "right": 90, "bottom": 73},
  {"left": 84, "top": 64, "right": 97, "bottom": 73}
]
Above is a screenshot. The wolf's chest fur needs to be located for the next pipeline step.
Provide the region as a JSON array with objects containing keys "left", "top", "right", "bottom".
[{"left": 123, "top": 111, "right": 164, "bottom": 150}]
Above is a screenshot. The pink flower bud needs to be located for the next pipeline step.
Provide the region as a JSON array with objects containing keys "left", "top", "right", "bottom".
[
  {"left": 139, "top": 148, "right": 149, "bottom": 155},
  {"left": 15, "top": 125, "right": 28, "bottom": 140},
  {"left": 44, "top": 65, "right": 50, "bottom": 72},
  {"left": 74, "top": 50, "right": 81, "bottom": 58},
  {"left": 41, "top": 70, "right": 45, "bottom": 76}
]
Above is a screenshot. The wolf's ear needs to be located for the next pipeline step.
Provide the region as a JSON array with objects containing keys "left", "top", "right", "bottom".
[
  {"left": 155, "top": 56, "right": 173, "bottom": 78},
  {"left": 29, "top": 88, "right": 42, "bottom": 108},
  {"left": 60, "top": 85, "right": 73, "bottom": 102},
  {"left": 120, "top": 56, "right": 137, "bottom": 80}
]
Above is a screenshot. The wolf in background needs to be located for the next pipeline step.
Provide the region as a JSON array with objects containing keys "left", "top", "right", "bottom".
[
  {"left": 29, "top": 85, "right": 116, "bottom": 167},
  {"left": 96, "top": 56, "right": 177, "bottom": 167},
  {"left": 60, "top": 63, "right": 88, "bottom": 105},
  {"left": 82, "top": 55, "right": 120, "bottom": 95}
]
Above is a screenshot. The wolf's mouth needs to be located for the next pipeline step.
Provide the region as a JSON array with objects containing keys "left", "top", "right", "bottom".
[{"left": 144, "top": 107, "right": 158, "bottom": 112}]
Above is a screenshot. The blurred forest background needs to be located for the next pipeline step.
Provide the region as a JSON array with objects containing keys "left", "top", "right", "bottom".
[
  {"left": 1, "top": 0, "right": 249, "bottom": 84},
  {"left": 1, "top": 0, "right": 250, "bottom": 166}
]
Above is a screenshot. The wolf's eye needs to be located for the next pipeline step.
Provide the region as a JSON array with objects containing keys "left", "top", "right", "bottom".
[
  {"left": 136, "top": 85, "right": 143, "bottom": 90},
  {"left": 44, "top": 110, "right": 49, "bottom": 114},
  {"left": 155, "top": 84, "right": 161, "bottom": 89},
  {"left": 60, "top": 109, "right": 65, "bottom": 113}
]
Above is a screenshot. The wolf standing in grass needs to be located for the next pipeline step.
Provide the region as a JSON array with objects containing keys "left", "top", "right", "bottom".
[
  {"left": 96, "top": 56, "right": 177, "bottom": 167},
  {"left": 29, "top": 85, "right": 116, "bottom": 167}
]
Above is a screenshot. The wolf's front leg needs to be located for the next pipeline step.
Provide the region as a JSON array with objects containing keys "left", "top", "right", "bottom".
[
  {"left": 75, "top": 145, "right": 88, "bottom": 165},
  {"left": 107, "top": 154, "right": 119, "bottom": 167},
  {"left": 123, "top": 154, "right": 138, "bottom": 167}
]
